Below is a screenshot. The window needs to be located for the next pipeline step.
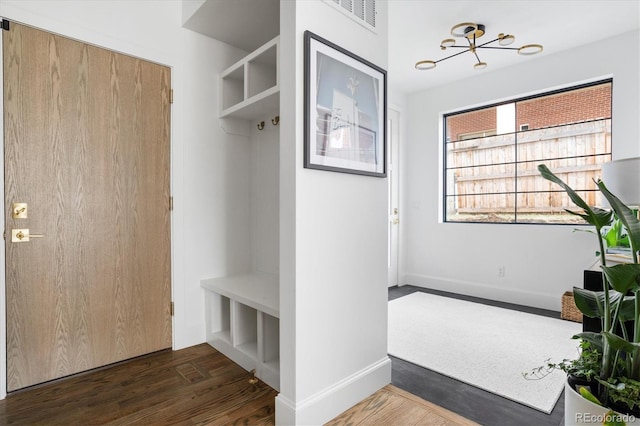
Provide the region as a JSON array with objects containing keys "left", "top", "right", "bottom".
[{"left": 444, "top": 80, "right": 612, "bottom": 224}]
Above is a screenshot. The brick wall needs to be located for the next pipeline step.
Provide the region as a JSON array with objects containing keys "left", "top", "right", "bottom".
[
  {"left": 517, "top": 85, "right": 611, "bottom": 129},
  {"left": 447, "top": 107, "right": 496, "bottom": 141},
  {"left": 447, "top": 82, "right": 611, "bottom": 141}
]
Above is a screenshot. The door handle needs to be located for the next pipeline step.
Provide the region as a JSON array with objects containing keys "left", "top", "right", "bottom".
[{"left": 11, "top": 229, "right": 44, "bottom": 243}]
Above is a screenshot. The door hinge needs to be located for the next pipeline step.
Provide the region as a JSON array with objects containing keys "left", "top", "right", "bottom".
[
  {"left": 169, "top": 196, "right": 174, "bottom": 211},
  {"left": 169, "top": 89, "right": 174, "bottom": 104},
  {"left": 170, "top": 302, "right": 174, "bottom": 316},
  {"left": 1, "top": 20, "right": 10, "bottom": 31}
]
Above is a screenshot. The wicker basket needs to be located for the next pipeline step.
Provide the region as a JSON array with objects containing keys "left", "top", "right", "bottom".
[{"left": 561, "top": 291, "right": 582, "bottom": 323}]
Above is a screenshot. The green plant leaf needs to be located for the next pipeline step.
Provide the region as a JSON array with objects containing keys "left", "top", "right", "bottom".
[
  {"left": 603, "top": 331, "right": 640, "bottom": 354},
  {"left": 579, "top": 386, "right": 602, "bottom": 405},
  {"left": 573, "top": 287, "right": 623, "bottom": 318},
  {"left": 605, "top": 226, "right": 619, "bottom": 248},
  {"left": 603, "top": 219, "right": 631, "bottom": 248},
  {"left": 598, "top": 180, "right": 640, "bottom": 256},
  {"left": 574, "top": 332, "right": 604, "bottom": 352},
  {"left": 619, "top": 235, "right": 630, "bottom": 247},
  {"left": 618, "top": 296, "right": 637, "bottom": 322},
  {"left": 602, "top": 263, "right": 640, "bottom": 295},
  {"left": 603, "top": 410, "right": 627, "bottom": 426},
  {"left": 538, "top": 165, "right": 613, "bottom": 229}
]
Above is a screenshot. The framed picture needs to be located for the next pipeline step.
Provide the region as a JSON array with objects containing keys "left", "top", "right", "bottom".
[{"left": 304, "top": 30, "right": 387, "bottom": 177}]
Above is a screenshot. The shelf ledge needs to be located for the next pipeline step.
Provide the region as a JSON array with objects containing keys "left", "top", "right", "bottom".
[
  {"left": 219, "top": 87, "right": 279, "bottom": 120},
  {"left": 201, "top": 272, "right": 279, "bottom": 318}
]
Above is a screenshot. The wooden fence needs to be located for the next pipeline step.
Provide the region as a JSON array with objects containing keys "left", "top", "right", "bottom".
[{"left": 446, "top": 120, "right": 611, "bottom": 216}]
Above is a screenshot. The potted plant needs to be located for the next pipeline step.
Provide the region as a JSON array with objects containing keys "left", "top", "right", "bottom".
[
  {"left": 536, "top": 164, "right": 640, "bottom": 425},
  {"left": 603, "top": 213, "right": 631, "bottom": 253}
]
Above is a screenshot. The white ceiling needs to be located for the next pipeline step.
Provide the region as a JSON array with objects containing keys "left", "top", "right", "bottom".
[
  {"left": 184, "top": 1, "right": 640, "bottom": 95},
  {"left": 183, "top": 0, "right": 279, "bottom": 51},
  {"left": 389, "top": 0, "right": 640, "bottom": 95}
]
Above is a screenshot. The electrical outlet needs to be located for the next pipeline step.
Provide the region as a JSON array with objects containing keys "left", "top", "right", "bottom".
[{"left": 498, "top": 266, "right": 506, "bottom": 277}]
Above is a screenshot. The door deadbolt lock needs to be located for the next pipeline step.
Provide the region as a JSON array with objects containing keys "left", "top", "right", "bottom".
[
  {"left": 11, "top": 229, "right": 44, "bottom": 243},
  {"left": 12, "top": 203, "right": 28, "bottom": 219}
]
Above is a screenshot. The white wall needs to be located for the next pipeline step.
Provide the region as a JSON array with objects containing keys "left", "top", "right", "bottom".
[
  {"left": 252, "top": 119, "right": 281, "bottom": 274},
  {"left": 180, "top": 29, "right": 252, "bottom": 345},
  {"left": 0, "top": 0, "right": 253, "bottom": 398},
  {"left": 402, "top": 30, "right": 640, "bottom": 311},
  {"left": 0, "top": 2, "right": 390, "bottom": 421},
  {"left": 277, "top": 1, "right": 391, "bottom": 424}
]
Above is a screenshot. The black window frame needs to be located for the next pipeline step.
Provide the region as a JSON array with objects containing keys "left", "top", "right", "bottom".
[{"left": 443, "top": 78, "right": 613, "bottom": 225}]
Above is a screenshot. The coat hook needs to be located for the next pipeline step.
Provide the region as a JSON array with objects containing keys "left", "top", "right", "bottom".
[
  {"left": 257, "top": 121, "right": 265, "bottom": 130},
  {"left": 271, "top": 116, "right": 280, "bottom": 126}
]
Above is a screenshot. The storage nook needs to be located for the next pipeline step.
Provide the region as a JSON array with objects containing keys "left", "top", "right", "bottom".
[
  {"left": 201, "top": 273, "right": 279, "bottom": 389},
  {"left": 219, "top": 37, "right": 279, "bottom": 119},
  {"left": 199, "top": 25, "right": 281, "bottom": 390}
]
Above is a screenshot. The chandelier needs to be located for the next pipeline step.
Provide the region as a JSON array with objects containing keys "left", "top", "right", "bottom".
[{"left": 415, "top": 22, "right": 543, "bottom": 71}]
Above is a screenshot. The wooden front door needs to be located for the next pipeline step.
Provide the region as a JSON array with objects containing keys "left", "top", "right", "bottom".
[{"left": 3, "top": 22, "right": 172, "bottom": 392}]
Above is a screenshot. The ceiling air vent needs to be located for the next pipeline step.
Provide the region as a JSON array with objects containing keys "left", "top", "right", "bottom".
[{"left": 327, "top": 0, "right": 376, "bottom": 29}]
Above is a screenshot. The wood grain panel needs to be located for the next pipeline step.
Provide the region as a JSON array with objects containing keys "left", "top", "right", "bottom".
[
  {"left": 4, "top": 22, "right": 171, "bottom": 391},
  {"left": 326, "top": 385, "right": 479, "bottom": 426}
]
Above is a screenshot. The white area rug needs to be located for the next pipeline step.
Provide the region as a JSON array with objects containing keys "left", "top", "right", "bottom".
[{"left": 388, "top": 292, "right": 582, "bottom": 413}]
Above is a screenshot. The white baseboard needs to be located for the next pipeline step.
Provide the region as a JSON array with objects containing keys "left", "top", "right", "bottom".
[
  {"left": 173, "top": 322, "right": 205, "bottom": 350},
  {"left": 275, "top": 356, "right": 391, "bottom": 425},
  {"left": 404, "top": 273, "right": 560, "bottom": 311}
]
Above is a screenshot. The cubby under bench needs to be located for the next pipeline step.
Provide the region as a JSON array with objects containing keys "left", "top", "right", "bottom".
[{"left": 201, "top": 272, "right": 280, "bottom": 390}]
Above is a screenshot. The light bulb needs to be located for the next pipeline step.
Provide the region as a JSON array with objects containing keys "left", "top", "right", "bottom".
[
  {"left": 415, "top": 60, "right": 436, "bottom": 70},
  {"left": 499, "top": 34, "right": 515, "bottom": 46},
  {"left": 518, "top": 44, "right": 543, "bottom": 55}
]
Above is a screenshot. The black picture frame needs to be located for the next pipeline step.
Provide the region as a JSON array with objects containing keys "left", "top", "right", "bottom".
[{"left": 304, "top": 30, "right": 387, "bottom": 177}]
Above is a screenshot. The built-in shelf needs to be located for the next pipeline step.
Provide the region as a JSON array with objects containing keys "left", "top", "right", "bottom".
[
  {"left": 201, "top": 272, "right": 279, "bottom": 317},
  {"left": 209, "top": 17, "right": 281, "bottom": 393},
  {"left": 201, "top": 272, "right": 280, "bottom": 390},
  {"left": 219, "top": 36, "right": 279, "bottom": 120}
]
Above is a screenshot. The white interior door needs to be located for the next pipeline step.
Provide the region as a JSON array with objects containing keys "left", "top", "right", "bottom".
[{"left": 388, "top": 108, "right": 400, "bottom": 287}]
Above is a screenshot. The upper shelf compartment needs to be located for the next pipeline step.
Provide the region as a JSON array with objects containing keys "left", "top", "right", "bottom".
[{"left": 220, "top": 36, "right": 279, "bottom": 120}]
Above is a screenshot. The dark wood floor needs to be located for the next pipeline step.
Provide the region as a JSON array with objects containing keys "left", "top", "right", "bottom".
[
  {"left": 0, "top": 343, "right": 474, "bottom": 426},
  {"left": 0, "top": 344, "right": 278, "bottom": 425},
  {"left": 0, "top": 286, "right": 565, "bottom": 426},
  {"left": 389, "top": 285, "right": 565, "bottom": 426}
]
